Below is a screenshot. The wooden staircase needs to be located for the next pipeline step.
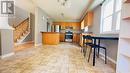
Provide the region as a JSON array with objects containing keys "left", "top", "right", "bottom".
[{"left": 13, "top": 18, "right": 30, "bottom": 44}]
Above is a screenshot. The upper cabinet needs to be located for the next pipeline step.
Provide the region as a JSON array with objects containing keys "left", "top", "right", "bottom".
[
  {"left": 53, "top": 22, "right": 81, "bottom": 30},
  {"left": 84, "top": 11, "right": 93, "bottom": 27},
  {"left": 81, "top": 20, "right": 84, "bottom": 29}
]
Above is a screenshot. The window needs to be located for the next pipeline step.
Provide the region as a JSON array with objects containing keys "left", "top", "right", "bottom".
[
  {"left": 115, "top": 0, "right": 122, "bottom": 30},
  {"left": 101, "top": 0, "right": 122, "bottom": 34},
  {"left": 103, "top": 16, "right": 113, "bottom": 32},
  {"left": 84, "top": 26, "right": 88, "bottom": 32}
]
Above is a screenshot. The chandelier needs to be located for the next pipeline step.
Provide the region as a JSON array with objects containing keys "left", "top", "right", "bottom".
[{"left": 57, "top": 0, "right": 71, "bottom": 7}]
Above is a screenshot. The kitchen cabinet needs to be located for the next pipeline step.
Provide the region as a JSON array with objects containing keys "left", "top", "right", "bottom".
[
  {"left": 73, "top": 33, "right": 80, "bottom": 43},
  {"left": 84, "top": 11, "right": 93, "bottom": 27},
  {"left": 41, "top": 32, "right": 60, "bottom": 45},
  {"left": 76, "top": 34, "right": 80, "bottom": 43},
  {"left": 60, "top": 33, "right": 65, "bottom": 42},
  {"left": 81, "top": 20, "right": 85, "bottom": 29},
  {"left": 79, "top": 34, "right": 83, "bottom": 46},
  {"left": 61, "top": 26, "right": 66, "bottom": 30},
  {"left": 60, "top": 33, "right": 80, "bottom": 43},
  {"left": 73, "top": 33, "right": 77, "bottom": 43},
  {"left": 53, "top": 22, "right": 81, "bottom": 31},
  {"left": 53, "top": 22, "right": 81, "bottom": 43}
]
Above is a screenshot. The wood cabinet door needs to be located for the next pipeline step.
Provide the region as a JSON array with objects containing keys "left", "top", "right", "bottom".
[
  {"left": 84, "top": 15, "right": 88, "bottom": 27},
  {"left": 81, "top": 20, "right": 85, "bottom": 29},
  {"left": 76, "top": 34, "right": 80, "bottom": 43},
  {"left": 79, "top": 34, "right": 83, "bottom": 46},
  {"left": 87, "top": 12, "right": 93, "bottom": 26},
  {"left": 84, "top": 12, "right": 93, "bottom": 27},
  {"left": 60, "top": 33, "right": 65, "bottom": 42},
  {"left": 73, "top": 33, "right": 77, "bottom": 42},
  {"left": 73, "top": 33, "right": 80, "bottom": 43}
]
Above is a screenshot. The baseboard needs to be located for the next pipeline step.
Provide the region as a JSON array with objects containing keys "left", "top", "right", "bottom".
[
  {"left": 15, "top": 41, "right": 34, "bottom": 46},
  {"left": 99, "top": 53, "right": 116, "bottom": 64},
  {"left": 0, "top": 52, "right": 15, "bottom": 59},
  {"left": 35, "top": 43, "right": 42, "bottom": 46}
]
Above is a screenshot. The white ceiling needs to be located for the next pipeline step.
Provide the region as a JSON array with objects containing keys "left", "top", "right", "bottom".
[{"left": 32, "top": 0, "right": 103, "bottom": 22}]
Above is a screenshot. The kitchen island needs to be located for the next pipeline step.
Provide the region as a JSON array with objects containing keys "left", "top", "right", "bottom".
[{"left": 41, "top": 32, "right": 60, "bottom": 45}]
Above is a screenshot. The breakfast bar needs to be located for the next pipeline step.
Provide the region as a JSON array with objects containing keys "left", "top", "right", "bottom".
[
  {"left": 41, "top": 32, "right": 60, "bottom": 45},
  {"left": 91, "top": 36, "right": 119, "bottom": 66}
]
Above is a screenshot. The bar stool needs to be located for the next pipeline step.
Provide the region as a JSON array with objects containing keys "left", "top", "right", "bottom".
[
  {"left": 83, "top": 35, "right": 107, "bottom": 65},
  {"left": 82, "top": 35, "right": 93, "bottom": 57}
]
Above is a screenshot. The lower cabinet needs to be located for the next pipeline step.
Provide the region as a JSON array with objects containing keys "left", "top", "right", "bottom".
[
  {"left": 60, "top": 33, "right": 80, "bottom": 43},
  {"left": 79, "top": 34, "right": 83, "bottom": 46},
  {"left": 60, "top": 33, "right": 65, "bottom": 42},
  {"left": 73, "top": 33, "right": 80, "bottom": 43}
]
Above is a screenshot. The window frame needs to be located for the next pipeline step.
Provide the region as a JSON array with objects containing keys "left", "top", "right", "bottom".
[{"left": 100, "top": 0, "right": 121, "bottom": 34}]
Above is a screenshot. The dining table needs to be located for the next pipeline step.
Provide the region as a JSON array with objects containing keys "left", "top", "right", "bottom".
[{"left": 90, "top": 36, "right": 119, "bottom": 66}]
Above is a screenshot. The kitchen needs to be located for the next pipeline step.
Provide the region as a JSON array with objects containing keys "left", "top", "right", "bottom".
[
  {"left": 41, "top": 12, "right": 93, "bottom": 45},
  {"left": 40, "top": 5, "right": 119, "bottom": 67},
  {"left": 41, "top": 22, "right": 80, "bottom": 45}
]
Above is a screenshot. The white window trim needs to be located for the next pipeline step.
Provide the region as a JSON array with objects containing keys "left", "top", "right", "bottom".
[
  {"left": 100, "top": 31, "right": 119, "bottom": 34},
  {"left": 100, "top": 0, "right": 121, "bottom": 34}
]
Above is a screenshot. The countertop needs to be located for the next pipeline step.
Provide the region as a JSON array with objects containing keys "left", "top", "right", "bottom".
[
  {"left": 41, "top": 32, "right": 81, "bottom": 34},
  {"left": 41, "top": 32, "right": 60, "bottom": 34}
]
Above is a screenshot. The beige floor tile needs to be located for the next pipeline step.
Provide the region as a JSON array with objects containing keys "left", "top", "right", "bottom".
[{"left": 0, "top": 43, "right": 115, "bottom": 73}]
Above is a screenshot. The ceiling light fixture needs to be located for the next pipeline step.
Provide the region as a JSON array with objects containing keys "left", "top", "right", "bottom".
[
  {"left": 57, "top": 0, "right": 71, "bottom": 7},
  {"left": 61, "top": 13, "right": 64, "bottom": 17}
]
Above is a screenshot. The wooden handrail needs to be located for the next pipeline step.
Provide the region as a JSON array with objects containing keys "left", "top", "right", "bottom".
[{"left": 14, "top": 18, "right": 29, "bottom": 28}]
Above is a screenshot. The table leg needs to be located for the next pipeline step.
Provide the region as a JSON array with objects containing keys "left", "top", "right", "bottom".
[
  {"left": 97, "top": 39, "right": 100, "bottom": 57},
  {"left": 81, "top": 37, "right": 85, "bottom": 53},
  {"left": 93, "top": 39, "right": 96, "bottom": 66},
  {"left": 93, "top": 47, "right": 96, "bottom": 66}
]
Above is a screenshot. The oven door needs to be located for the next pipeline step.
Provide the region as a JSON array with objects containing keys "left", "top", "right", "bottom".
[{"left": 65, "top": 34, "right": 73, "bottom": 42}]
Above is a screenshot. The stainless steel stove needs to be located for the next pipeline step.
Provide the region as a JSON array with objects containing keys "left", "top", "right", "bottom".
[{"left": 65, "top": 31, "right": 73, "bottom": 42}]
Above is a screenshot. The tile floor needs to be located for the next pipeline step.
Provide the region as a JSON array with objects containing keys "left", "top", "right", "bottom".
[
  {"left": 14, "top": 41, "right": 34, "bottom": 52},
  {"left": 0, "top": 43, "right": 115, "bottom": 73}
]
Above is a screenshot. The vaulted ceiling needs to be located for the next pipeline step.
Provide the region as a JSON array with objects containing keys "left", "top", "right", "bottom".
[{"left": 32, "top": 0, "right": 103, "bottom": 22}]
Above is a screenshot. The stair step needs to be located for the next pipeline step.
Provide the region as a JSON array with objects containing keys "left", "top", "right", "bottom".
[
  {"left": 14, "top": 18, "right": 30, "bottom": 43},
  {"left": 15, "top": 31, "right": 30, "bottom": 45},
  {"left": 16, "top": 31, "right": 30, "bottom": 42}
]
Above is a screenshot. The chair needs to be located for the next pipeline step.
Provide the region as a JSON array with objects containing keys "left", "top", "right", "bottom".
[
  {"left": 83, "top": 35, "right": 107, "bottom": 64},
  {"left": 82, "top": 35, "right": 93, "bottom": 57}
]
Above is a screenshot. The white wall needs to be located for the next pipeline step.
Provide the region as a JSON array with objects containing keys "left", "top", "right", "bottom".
[
  {"left": 0, "top": 29, "right": 14, "bottom": 58},
  {"left": 88, "top": 6, "right": 119, "bottom": 62},
  {"left": 35, "top": 7, "right": 53, "bottom": 45},
  {"left": 15, "top": 0, "right": 35, "bottom": 14},
  {"left": 8, "top": 6, "right": 29, "bottom": 27},
  {"left": 0, "top": 17, "right": 12, "bottom": 29}
]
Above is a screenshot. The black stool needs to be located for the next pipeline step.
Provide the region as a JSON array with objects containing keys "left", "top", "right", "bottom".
[{"left": 83, "top": 35, "right": 107, "bottom": 65}]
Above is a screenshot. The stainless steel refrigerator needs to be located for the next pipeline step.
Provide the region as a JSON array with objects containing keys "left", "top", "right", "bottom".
[{"left": 51, "top": 25, "right": 60, "bottom": 32}]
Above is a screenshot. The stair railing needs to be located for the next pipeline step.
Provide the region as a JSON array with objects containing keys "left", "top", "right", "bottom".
[{"left": 13, "top": 18, "right": 30, "bottom": 42}]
